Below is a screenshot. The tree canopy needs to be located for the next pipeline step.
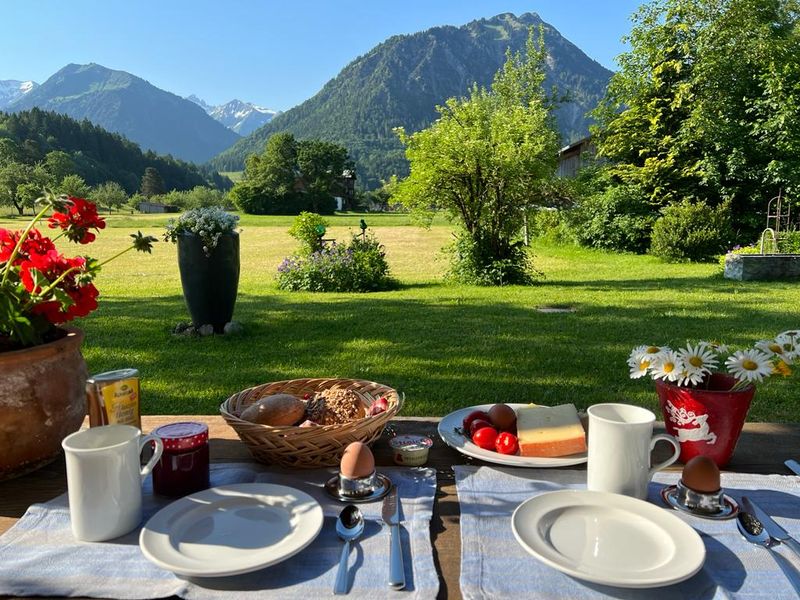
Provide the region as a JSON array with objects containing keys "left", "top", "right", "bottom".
[
  {"left": 394, "top": 28, "right": 560, "bottom": 284},
  {"left": 230, "top": 133, "right": 354, "bottom": 215},
  {"left": 593, "top": 0, "right": 800, "bottom": 235}
]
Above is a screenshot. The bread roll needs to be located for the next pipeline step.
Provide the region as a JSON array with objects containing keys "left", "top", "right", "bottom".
[{"left": 240, "top": 393, "right": 306, "bottom": 426}]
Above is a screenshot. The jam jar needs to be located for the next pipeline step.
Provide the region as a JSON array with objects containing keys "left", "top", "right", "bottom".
[{"left": 152, "top": 422, "right": 210, "bottom": 497}]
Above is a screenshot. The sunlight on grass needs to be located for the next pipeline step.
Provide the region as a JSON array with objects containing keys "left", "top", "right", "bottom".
[{"left": 3, "top": 213, "right": 798, "bottom": 420}]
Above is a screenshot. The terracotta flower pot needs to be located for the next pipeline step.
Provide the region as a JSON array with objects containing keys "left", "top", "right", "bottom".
[
  {"left": 0, "top": 328, "right": 88, "bottom": 480},
  {"left": 656, "top": 373, "right": 755, "bottom": 468}
]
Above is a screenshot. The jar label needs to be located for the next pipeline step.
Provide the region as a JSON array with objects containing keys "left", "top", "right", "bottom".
[{"left": 101, "top": 378, "right": 140, "bottom": 426}]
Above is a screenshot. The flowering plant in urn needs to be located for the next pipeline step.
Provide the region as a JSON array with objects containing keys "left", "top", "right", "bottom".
[
  {"left": 0, "top": 191, "right": 156, "bottom": 350},
  {"left": 627, "top": 331, "right": 797, "bottom": 467}
]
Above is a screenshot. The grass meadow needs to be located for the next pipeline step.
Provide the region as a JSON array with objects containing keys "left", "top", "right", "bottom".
[{"left": 2, "top": 212, "right": 798, "bottom": 421}]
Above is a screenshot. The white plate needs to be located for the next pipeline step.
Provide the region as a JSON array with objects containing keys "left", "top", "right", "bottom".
[
  {"left": 139, "top": 483, "right": 324, "bottom": 577},
  {"left": 437, "top": 404, "right": 588, "bottom": 467},
  {"left": 512, "top": 490, "right": 706, "bottom": 588}
]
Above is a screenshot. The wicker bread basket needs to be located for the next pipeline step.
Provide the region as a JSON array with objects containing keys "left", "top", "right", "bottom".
[{"left": 220, "top": 378, "right": 402, "bottom": 468}]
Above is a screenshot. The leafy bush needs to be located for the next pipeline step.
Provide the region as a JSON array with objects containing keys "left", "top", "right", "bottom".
[
  {"left": 650, "top": 200, "right": 734, "bottom": 262},
  {"left": 277, "top": 233, "right": 394, "bottom": 292},
  {"left": 779, "top": 231, "right": 800, "bottom": 254},
  {"left": 529, "top": 208, "right": 576, "bottom": 245},
  {"left": 288, "top": 212, "right": 329, "bottom": 255},
  {"left": 570, "top": 184, "right": 655, "bottom": 253},
  {"left": 445, "top": 231, "right": 538, "bottom": 286}
]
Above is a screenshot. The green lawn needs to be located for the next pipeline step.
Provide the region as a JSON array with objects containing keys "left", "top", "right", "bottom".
[{"left": 2, "top": 213, "right": 798, "bottom": 421}]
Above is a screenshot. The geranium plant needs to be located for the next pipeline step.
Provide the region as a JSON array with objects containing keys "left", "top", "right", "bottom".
[
  {"left": 628, "top": 331, "right": 798, "bottom": 390},
  {"left": 0, "top": 191, "right": 156, "bottom": 350},
  {"left": 163, "top": 207, "right": 239, "bottom": 256}
]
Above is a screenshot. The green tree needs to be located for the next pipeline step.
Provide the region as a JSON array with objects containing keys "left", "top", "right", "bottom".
[
  {"left": 230, "top": 133, "right": 351, "bottom": 215},
  {"left": 92, "top": 181, "right": 128, "bottom": 211},
  {"left": 0, "top": 162, "right": 35, "bottom": 215},
  {"left": 593, "top": 0, "right": 800, "bottom": 236},
  {"left": 59, "top": 174, "right": 91, "bottom": 198},
  {"left": 394, "top": 28, "right": 559, "bottom": 284},
  {"left": 296, "top": 140, "right": 352, "bottom": 213},
  {"left": 141, "top": 166, "right": 165, "bottom": 197},
  {"left": 43, "top": 151, "right": 75, "bottom": 186}
]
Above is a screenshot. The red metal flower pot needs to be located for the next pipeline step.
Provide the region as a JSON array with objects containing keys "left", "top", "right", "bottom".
[{"left": 655, "top": 373, "right": 755, "bottom": 468}]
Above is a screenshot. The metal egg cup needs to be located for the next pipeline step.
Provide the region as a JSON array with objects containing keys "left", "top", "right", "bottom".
[
  {"left": 661, "top": 479, "right": 738, "bottom": 520},
  {"left": 324, "top": 469, "right": 392, "bottom": 503}
]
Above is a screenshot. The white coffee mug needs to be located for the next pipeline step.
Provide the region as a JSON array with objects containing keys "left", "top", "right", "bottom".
[
  {"left": 62, "top": 425, "right": 163, "bottom": 542},
  {"left": 587, "top": 403, "right": 680, "bottom": 499}
]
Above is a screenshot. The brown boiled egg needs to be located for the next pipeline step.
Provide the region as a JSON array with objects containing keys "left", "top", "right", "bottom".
[
  {"left": 681, "top": 455, "right": 721, "bottom": 493},
  {"left": 340, "top": 441, "right": 375, "bottom": 479}
]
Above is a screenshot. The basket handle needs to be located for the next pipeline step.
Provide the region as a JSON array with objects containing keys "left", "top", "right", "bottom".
[{"left": 393, "top": 392, "right": 405, "bottom": 414}]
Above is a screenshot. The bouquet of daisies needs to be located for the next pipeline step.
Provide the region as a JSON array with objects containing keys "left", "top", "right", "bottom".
[{"left": 628, "top": 330, "right": 797, "bottom": 390}]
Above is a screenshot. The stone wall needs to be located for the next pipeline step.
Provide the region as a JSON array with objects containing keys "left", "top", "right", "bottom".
[{"left": 724, "top": 254, "right": 800, "bottom": 281}]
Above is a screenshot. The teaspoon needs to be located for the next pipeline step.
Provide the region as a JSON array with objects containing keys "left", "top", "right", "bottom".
[{"left": 334, "top": 504, "right": 365, "bottom": 595}]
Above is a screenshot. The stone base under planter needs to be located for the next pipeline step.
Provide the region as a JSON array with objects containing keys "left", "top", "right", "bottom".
[
  {"left": 724, "top": 253, "right": 800, "bottom": 281},
  {"left": 173, "top": 321, "right": 244, "bottom": 337}
]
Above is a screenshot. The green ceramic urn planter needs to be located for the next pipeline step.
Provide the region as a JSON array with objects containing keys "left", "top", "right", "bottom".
[{"left": 177, "top": 232, "right": 240, "bottom": 332}]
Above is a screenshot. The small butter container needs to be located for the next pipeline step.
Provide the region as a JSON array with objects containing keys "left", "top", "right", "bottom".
[{"left": 390, "top": 435, "right": 432, "bottom": 466}]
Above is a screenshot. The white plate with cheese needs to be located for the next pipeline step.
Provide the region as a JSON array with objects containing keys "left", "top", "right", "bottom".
[{"left": 437, "top": 403, "right": 588, "bottom": 467}]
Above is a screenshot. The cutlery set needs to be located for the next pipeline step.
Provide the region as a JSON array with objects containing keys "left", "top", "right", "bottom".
[{"left": 335, "top": 485, "right": 405, "bottom": 594}]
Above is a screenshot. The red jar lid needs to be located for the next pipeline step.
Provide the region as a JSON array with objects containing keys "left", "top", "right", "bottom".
[{"left": 153, "top": 422, "right": 208, "bottom": 451}]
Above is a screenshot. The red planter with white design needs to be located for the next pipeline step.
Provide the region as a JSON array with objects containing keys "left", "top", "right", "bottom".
[{"left": 655, "top": 373, "right": 755, "bottom": 468}]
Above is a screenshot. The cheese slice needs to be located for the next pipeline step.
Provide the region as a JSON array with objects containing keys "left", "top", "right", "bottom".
[{"left": 517, "top": 403, "right": 587, "bottom": 457}]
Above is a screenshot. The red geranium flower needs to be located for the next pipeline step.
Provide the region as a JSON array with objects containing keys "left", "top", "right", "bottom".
[
  {"left": 48, "top": 197, "right": 106, "bottom": 245},
  {"left": 1, "top": 228, "right": 58, "bottom": 265}
]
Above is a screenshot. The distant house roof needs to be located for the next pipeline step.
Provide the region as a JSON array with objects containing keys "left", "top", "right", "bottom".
[{"left": 558, "top": 136, "right": 592, "bottom": 156}]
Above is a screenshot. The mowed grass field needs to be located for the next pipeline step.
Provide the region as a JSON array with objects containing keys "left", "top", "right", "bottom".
[{"left": 2, "top": 212, "right": 798, "bottom": 421}]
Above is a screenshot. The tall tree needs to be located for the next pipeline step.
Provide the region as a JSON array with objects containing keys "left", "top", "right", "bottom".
[
  {"left": 593, "top": 0, "right": 800, "bottom": 235},
  {"left": 140, "top": 166, "right": 165, "bottom": 197},
  {"left": 92, "top": 181, "right": 128, "bottom": 210},
  {"left": 59, "top": 174, "right": 91, "bottom": 198},
  {"left": 394, "top": 28, "right": 559, "bottom": 284}
]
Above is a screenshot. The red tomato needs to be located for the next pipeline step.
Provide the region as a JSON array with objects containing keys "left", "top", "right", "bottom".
[
  {"left": 462, "top": 410, "right": 490, "bottom": 432},
  {"left": 495, "top": 432, "right": 519, "bottom": 455},
  {"left": 469, "top": 419, "right": 493, "bottom": 437},
  {"left": 472, "top": 426, "right": 498, "bottom": 450}
]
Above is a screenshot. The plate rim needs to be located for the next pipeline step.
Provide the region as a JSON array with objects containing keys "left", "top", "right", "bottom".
[
  {"left": 139, "top": 482, "right": 324, "bottom": 577},
  {"left": 511, "top": 489, "right": 706, "bottom": 588},
  {"left": 437, "top": 403, "right": 588, "bottom": 467}
]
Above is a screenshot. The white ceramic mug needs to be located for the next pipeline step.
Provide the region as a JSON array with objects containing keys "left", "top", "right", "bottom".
[
  {"left": 587, "top": 403, "right": 680, "bottom": 499},
  {"left": 62, "top": 425, "right": 163, "bottom": 542}
]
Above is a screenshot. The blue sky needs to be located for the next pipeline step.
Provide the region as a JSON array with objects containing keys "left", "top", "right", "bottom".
[{"left": 1, "top": 1, "right": 642, "bottom": 111}]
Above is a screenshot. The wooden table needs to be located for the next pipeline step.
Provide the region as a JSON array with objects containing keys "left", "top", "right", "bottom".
[{"left": 1, "top": 416, "right": 799, "bottom": 600}]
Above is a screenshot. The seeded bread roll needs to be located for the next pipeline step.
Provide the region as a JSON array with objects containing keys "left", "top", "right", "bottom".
[
  {"left": 306, "top": 389, "right": 366, "bottom": 425},
  {"left": 240, "top": 393, "right": 306, "bottom": 426}
]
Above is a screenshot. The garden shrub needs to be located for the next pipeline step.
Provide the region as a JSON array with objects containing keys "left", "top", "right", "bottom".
[
  {"left": 445, "top": 231, "right": 538, "bottom": 286},
  {"left": 529, "top": 208, "right": 576, "bottom": 245},
  {"left": 650, "top": 199, "right": 734, "bottom": 262},
  {"left": 288, "top": 212, "right": 329, "bottom": 255},
  {"left": 277, "top": 233, "right": 394, "bottom": 292},
  {"left": 779, "top": 230, "right": 800, "bottom": 254},
  {"left": 571, "top": 184, "right": 655, "bottom": 253}
]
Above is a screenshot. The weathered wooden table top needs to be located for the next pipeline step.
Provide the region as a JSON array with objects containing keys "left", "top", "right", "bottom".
[{"left": 1, "top": 416, "right": 798, "bottom": 600}]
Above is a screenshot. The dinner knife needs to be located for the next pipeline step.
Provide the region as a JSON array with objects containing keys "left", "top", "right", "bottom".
[
  {"left": 742, "top": 496, "right": 800, "bottom": 560},
  {"left": 382, "top": 485, "right": 406, "bottom": 590},
  {"left": 785, "top": 459, "right": 800, "bottom": 476}
]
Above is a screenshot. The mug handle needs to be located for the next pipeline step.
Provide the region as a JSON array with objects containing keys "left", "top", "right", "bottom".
[
  {"left": 139, "top": 435, "right": 164, "bottom": 481},
  {"left": 649, "top": 433, "right": 680, "bottom": 477}
]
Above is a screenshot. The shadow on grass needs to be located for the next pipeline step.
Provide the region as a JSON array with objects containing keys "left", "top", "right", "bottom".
[{"left": 77, "top": 284, "right": 798, "bottom": 419}]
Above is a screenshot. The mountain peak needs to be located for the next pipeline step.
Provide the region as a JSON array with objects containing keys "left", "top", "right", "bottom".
[
  {"left": 10, "top": 64, "right": 239, "bottom": 163},
  {"left": 211, "top": 10, "right": 612, "bottom": 187},
  {"left": 0, "top": 79, "right": 38, "bottom": 110}
]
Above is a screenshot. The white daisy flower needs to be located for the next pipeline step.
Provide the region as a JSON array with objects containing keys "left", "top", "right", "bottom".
[
  {"left": 628, "top": 345, "right": 667, "bottom": 367},
  {"left": 779, "top": 330, "right": 800, "bottom": 339},
  {"left": 677, "top": 368, "right": 705, "bottom": 387},
  {"left": 725, "top": 349, "right": 773, "bottom": 383},
  {"left": 678, "top": 343, "right": 718, "bottom": 376},
  {"left": 651, "top": 350, "right": 683, "bottom": 382},
  {"left": 775, "top": 333, "right": 798, "bottom": 363},
  {"left": 756, "top": 338, "right": 791, "bottom": 360},
  {"left": 629, "top": 357, "right": 653, "bottom": 379}
]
